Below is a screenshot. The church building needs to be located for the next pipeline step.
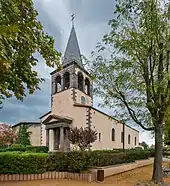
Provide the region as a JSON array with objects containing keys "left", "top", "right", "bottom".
[{"left": 40, "top": 25, "right": 139, "bottom": 151}]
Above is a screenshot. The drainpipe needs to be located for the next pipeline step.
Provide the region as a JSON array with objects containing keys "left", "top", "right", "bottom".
[{"left": 123, "top": 122, "right": 125, "bottom": 152}]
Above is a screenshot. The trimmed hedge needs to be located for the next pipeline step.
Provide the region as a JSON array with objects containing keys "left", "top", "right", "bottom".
[
  {"left": 0, "top": 149, "right": 152, "bottom": 174},
  {"left": 26, "top": 146, "right": 49, "bottom": 153},
  {"left": 47, "top": 149, "right": 151, "bottom": 173},
  {"left": 0, "top": 146, "right": 48, "bottom": 153},
  {"left": 0, "top": 152, "right": 48, "bottom": 174}
]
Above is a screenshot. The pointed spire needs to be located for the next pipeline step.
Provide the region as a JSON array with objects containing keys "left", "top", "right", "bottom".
[{"left": 62, "top": 25, "right": 83, "bottom": 68}]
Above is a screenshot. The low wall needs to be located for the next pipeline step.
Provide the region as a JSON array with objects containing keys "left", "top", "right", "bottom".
[
  {"left": 0, "top": 158, "right": 153, "bottom": 182},
  {"left": 92, "top": 158, "right": 154, "bottom": 178},
  {"left": 0, "top": 172, "right": 96, "bottom": 182}
]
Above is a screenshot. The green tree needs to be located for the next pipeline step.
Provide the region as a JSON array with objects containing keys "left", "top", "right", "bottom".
[
  {"left": 17, "top": 124, "right": 31, "bottom": 146},
  {"left": 92, "top": 0, "right": 170, "bottom": 184},
  {"left": 140, "top": 141, "right": 149, "bottom": 150},
  {"left": 0, "top": 0, "right": 61, "bottom": 106},
  {"left": 164, "top": 106, "right": 170, "bottom": 146}
]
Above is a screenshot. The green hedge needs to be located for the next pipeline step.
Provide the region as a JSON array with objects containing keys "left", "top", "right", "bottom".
[
  {"left": 47, "top": 149, "right": 151, "bottom": 173},
  {"left": 0, "top": 152, "right": 48, "bottom": 174},
  {"left": 26, "top": 146, "right": 49, "bottom": 153},
  {"left": 0, "top": 146, "right": 48, "bottom": 153},
  {"left": 0, "top": 149, "right": 152, "bottom": 174}
]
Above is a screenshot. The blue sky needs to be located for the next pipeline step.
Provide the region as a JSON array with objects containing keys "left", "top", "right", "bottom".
[{"left": 0, "top": 0, "right": 154, "bottom": 145}]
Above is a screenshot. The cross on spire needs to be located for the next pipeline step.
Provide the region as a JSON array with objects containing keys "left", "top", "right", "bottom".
[{"left": 71, "top": 13, "right": 75, "bottom": 26}]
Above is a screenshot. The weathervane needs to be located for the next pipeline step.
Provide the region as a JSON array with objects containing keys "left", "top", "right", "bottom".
[{"left": 71, "top": 13, "right": 75, "bottom": 26}]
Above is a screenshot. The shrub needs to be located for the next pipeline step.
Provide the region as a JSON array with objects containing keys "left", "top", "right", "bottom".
[
  {"left": 90, "top": 151, "right": 127, "bottom": 167},
  {"left": 26, "top": 146, "right": 49, "bottom": 153},
  {"left": 47, "top": 149, "right": 150, "bottom": 173},
  {"left": 0, "top": 145, "right": 26, "bottom": 152},
  {"left": 0, "top": 146, "right": 48, "bottom": 153},
  {"left": 0, "top": 152, "right": 48, "bottom": 174},
  {"left": 11, "top": 144, "right": 25, "bottom": 148},
  {"left": 0, "top": 148, "right": 153, "bottom": 174},
  {"left": 125, "top": 149, "right": 149, "bottom": 162},
  {"left": 47, "top": 152, "right": 68, "bottom": 172}
]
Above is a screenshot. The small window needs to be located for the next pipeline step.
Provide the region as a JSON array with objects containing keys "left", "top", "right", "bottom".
[
  {"left": 55, "top": 76, "right": 61, "bottom": 92},
  {"left": 128, "top": 134, "right": 130, "bottom": 144},
  {"left": 99, "top": 133, "right": 101, "bottom": 142},
  {"left": 121, "top": 131, "right": 124, "bottom": 143},
  {"left": 135, "top": 137, "right": 136, "bottom": 146},
  {"left": 63, "top": 72, "right": 70, "bottom": 89},
  {"left": 81, "top": 96, "right": 86, "bottom": 104},
  {"left": 85, "top": 78, "right": 90, "bottom": 96},
  {"left": 112, "top": 128, "right": 115, "bottom": 141},
  {"left": 78, "top": 72, "right": 84, "bottom": 91}
]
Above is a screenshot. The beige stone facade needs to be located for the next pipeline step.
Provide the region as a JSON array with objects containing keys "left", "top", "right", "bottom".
[
  {"left": 40, "top": 25, "right": 139, "bottom": 151},
  {"left": 12, "top": 122, "right": 41, "bottom": 146}
]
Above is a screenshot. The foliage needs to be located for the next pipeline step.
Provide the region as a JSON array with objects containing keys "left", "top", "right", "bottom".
[
  {"left": 0, "top": 0, "right": 61, "bottom": 106},
  {"left": 91, "top": 0, "right": 170, "bottom": 183},
  {"left": 0, "top": 124, "right": 17, "bottom": 148},
  {"left": 164, "top": 106, "right": 170, "bottom": 146},
  {"left": 11, "top": 143, "right": 25, "bottom": 148},
  {"left": 140, "top": 141, "right": 149, "bottom": 149},
  {"left": 48, "top": 149, "right": 151, "bottom": 173},
  {"left": 26, "top": 146, "right": 49, "bottom": 153},
  {"left": 0, "top": 149, "right": 152, "bottom": 174},
  {"left": 0, "top": 145, "right": 48, "bottom": 153},
  {"left": 0, "top": 152, "right": 48, "bottom": 174},
  {"left": 16, "top": 124, "right": 31, "bottom": 146},
  {"left": 69, "top": 127, "right": 97, "bottom": 151}
]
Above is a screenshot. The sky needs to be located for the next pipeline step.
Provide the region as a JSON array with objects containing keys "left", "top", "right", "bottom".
[{"left": 0, "top": 0, "right": 154, "bottom": 145}]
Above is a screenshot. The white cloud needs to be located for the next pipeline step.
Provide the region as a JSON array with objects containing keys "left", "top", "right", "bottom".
[{"left": 139, "top": 131, "right": 154, "bottom": 146}]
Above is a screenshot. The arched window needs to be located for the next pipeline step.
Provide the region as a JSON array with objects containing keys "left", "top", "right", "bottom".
[
  {"left": 55, "top": 76, "right": 61, "bottom": 93},
  {"left": 99, "top": 133, "right": 101, "bottom": 142},
  {"left": 78, "top": 72, "right": 84, "bottom": 91},
  {"left": 135, "top": 137, "right": 136, "bottom": 146},
  {"left": 121, "top": 131, "right": 124, "bottom": 143},
  {"left": 128, "top": 134, "right": 131, "bottom": 144},
  {"left": 81, "top": 96, "right": 86, "bottom": 105},
  {"left": 112, "top": 128, "right": 115, "bottom": 141},
  {"left": 85, "top": 78, "right": 90, "bottom": 96},
  {"left": 63, "top": 72, "right": 70, "bottom": 90}
]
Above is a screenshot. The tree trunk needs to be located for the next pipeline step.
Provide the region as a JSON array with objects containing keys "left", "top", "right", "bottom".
[{"left": 152, "top": 124, "right": 163, "bottom": 184}]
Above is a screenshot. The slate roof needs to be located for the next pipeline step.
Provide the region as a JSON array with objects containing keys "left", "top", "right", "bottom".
[{"left": 62, "top": 26, "right": 83, "bottom": 68}]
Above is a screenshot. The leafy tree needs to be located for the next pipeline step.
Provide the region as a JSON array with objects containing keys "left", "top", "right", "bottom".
[
  {"left": 0, "top": 0, "right": 61, "bottom": 106},
  {"left": 140, "top": 141, "right": 149, "bottom": 150},
  {"left": 92, "top": 0, "right": 170, "bottom": 184},
  {"left": 164, "top": 106, "right": 170, "bottom": 146},
  {"left": 16, "top": 124, "right": 31, "bottom": 146},
  {"left": 0, "top": 124, "right": 17, "bottom": 148},
  {"left": 69, "top": 127, "right": 97, "bottom": 151}
]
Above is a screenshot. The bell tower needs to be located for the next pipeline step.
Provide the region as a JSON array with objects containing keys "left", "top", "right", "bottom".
[{"left": 51, "top": 24, "right": 93, "bottom": 114}]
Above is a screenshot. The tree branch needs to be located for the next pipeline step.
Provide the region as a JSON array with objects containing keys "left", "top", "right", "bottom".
[{"left": 117, "top": 90, "right": 155, "bottom": 131}]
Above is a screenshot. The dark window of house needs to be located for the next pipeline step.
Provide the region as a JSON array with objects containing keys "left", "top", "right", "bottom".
[
  {"left": 81, "top": 96, "right": 86, "bottom": 104},
  {"left": 55, "top": 76, "right": 61, "bottom": 92},
  {"left": 112, "top": 128, "right": 115, "bottom": 141},
  {"left": 121, "top": 131, "right": 124, "bottom": 143},
  {"left": 85, "top": 78, "right": 90, "bottom": 96},
  {"left": 78, "top": 72, "right": 84, "bottom": 91},
  {"left": 128, "top": 134, "right": 131, "bottom": 144},
  {"left": 135, "top": 137, "right": 136, "bottom": 146},
  {"left": 99, "top": 133, "right": 101, "bottom": 142},
  {"left": 63, "top": 72, "right": 70, "bottom": 89}
]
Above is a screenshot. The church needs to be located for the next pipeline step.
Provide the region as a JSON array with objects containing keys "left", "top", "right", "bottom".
[{"left": 40, "top": 25, "right": 139, "bottom": 151}]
